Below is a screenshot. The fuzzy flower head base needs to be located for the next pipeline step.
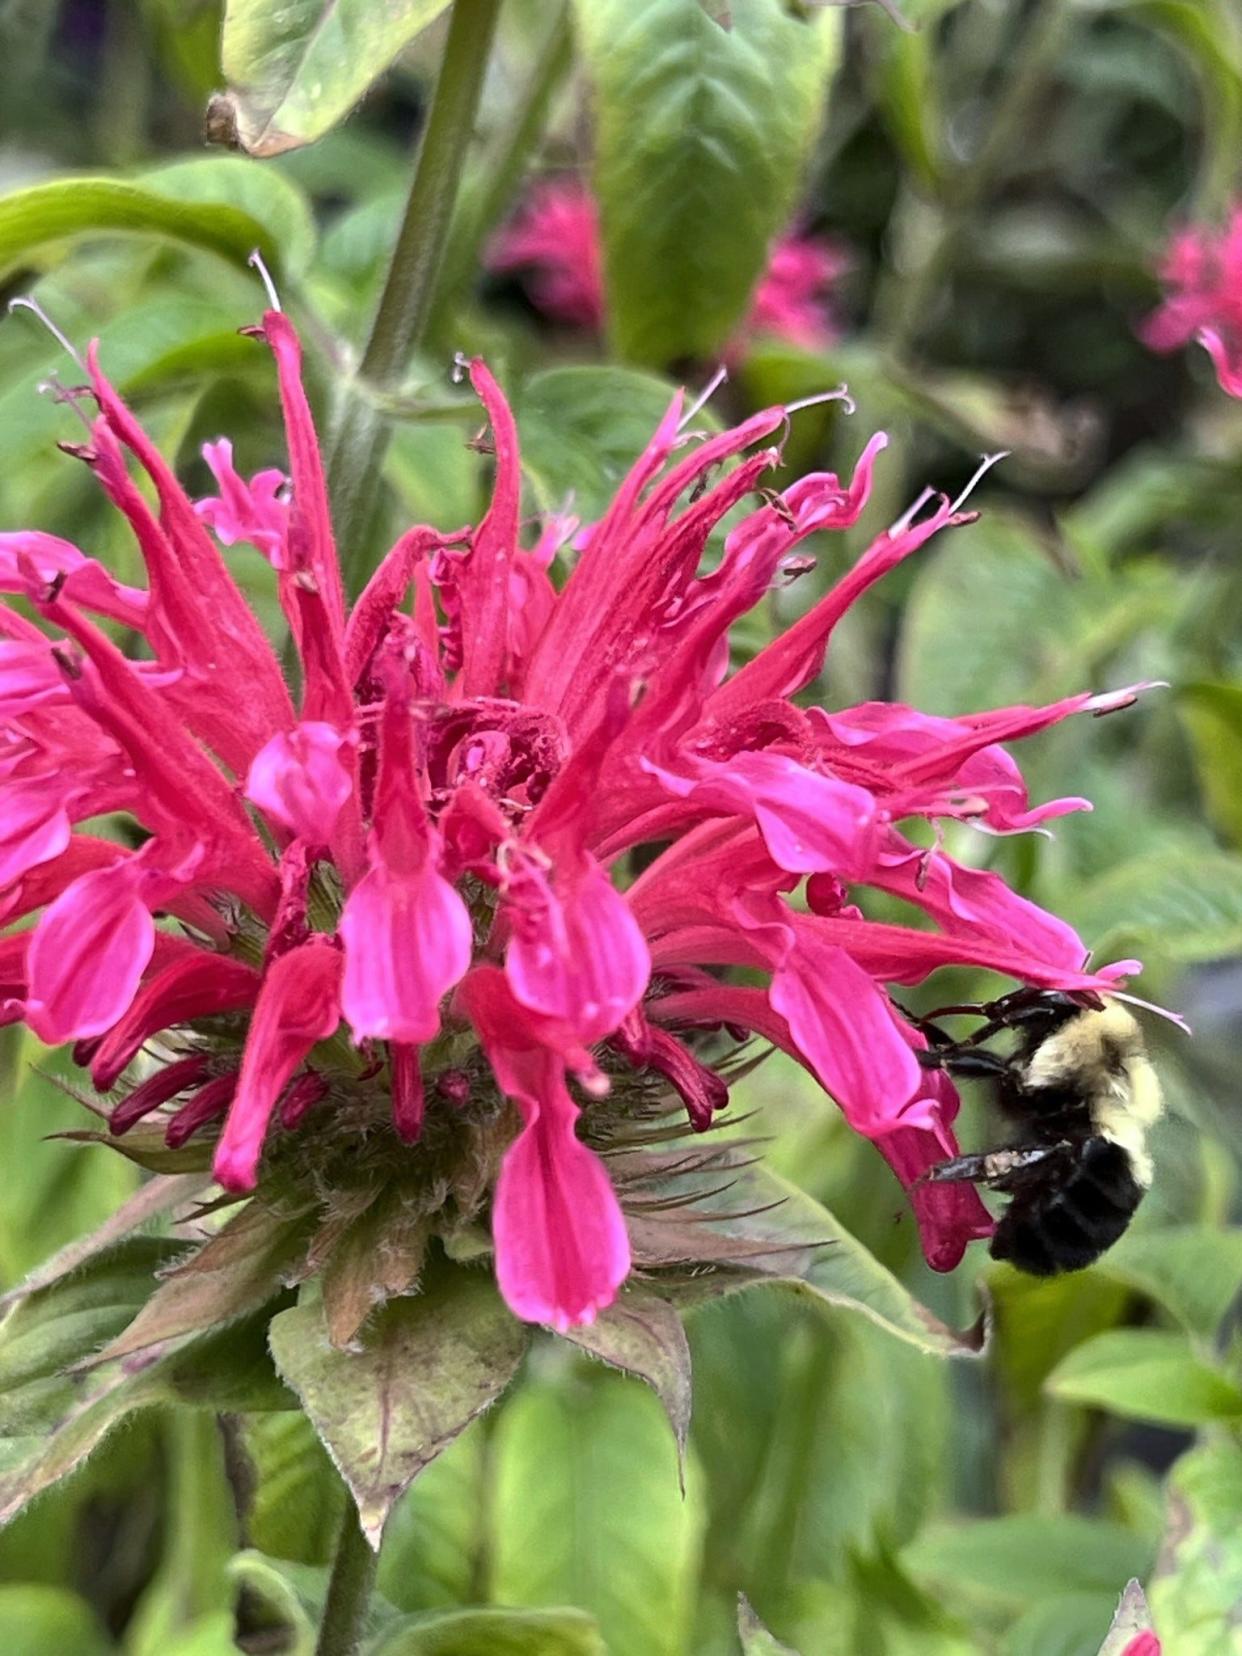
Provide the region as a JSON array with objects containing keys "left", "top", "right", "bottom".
[{"left": 0, "top": 305, "right": 1143, "bottom": 1330}]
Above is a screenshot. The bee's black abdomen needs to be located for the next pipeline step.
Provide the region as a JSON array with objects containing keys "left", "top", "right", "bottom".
[{"left": 990, "top": 1138, "right": 1144, "bottom": 1276}]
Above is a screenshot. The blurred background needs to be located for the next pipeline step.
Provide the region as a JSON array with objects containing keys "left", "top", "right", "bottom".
[{"left": 1, "top": 0, "right": 1242, "bottom": 1651}]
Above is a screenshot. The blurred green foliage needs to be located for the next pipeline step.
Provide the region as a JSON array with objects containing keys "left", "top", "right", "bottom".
[{"left": 0, "top": 0, "right": 1241, "bottom": 1651}]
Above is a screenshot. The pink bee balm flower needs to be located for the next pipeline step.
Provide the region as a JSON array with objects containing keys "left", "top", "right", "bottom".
[
  {"left": 489, "top": 177, "right": 848, "bottom": 354},
  {"left": 0, "top": 295, "right": 1146, "bottom": 1329},
  {"left": 1121, "top": 1637, "right": 1161, "bottom": 1656},
  {"left": 1141, "top": 206, "right": 1242, "bottom": 395}
]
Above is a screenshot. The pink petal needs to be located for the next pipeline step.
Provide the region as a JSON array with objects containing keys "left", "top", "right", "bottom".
[
  {"left": 26, "top": 861, "right": 158, "bottom": 1043},
  {"left": 0, "top": 530, "right": 149, "bottom": 630},
  {"left": 461, "top": 967, "right": 630, "bottom": 1329},
  {"left": 756, "top": 915, "right": 929, "bottom": 1138},
  {"left": 709, "top": 464, "right": 948, "bottom": 719},
  {"left": 505, "top": 852, "right": 650, "bottom": 1043},
  {"left": 487, "top": 179, "right": 606, "bottom": 330},
  {"left": 258, "top": 314, "right": 347, "bottom": 638},
  {"left": 214, "top": 938, "right": 342, "bottom": 1192},
  {"left": 1200, "top": 326, "right": 1242, "bottom": 397},
  {"left": 111, "top": 1053, "right": 213, "bottom": 1135},
  {"left": 390, "top": 1043, "right": 425, "bottom": 1143},
  {"left": 339, "top": 858, "right": 473, "bottom": 1043},
  {"left": 245, "top": 722, "right": 354, "bottom": 844},
  {"left": 0, "top": 778, "right": 73, "bottom": 888},
  {"left": 457, "top": 361, "right": 521, "bottom": 698},
  {"left": 493, "top": 1101, "right": 632, "bottom": 1329},
  {"left": 743, "top": 230, "right": 848, "bottom": 351},
  {"left": 1121, "top": 1637, "right": 1161, "bottom": 1656},
  {"left": 196, "top": 438, "right": 289, "bottom": 565},
  {"left": 645, "top": 751, "right": 878, "bottom": 879},
  {"left": 90, "top": 951, "right": 261, "bottom": 1089},
  {"left": 873, "top": 838, "right": 1090, "bottom": 976},
  {"left": 85, "top": 348, "right": 295, "bottom": 767}
]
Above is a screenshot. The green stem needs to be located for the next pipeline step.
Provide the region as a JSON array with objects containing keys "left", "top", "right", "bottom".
[
  {"left": 327, "top": 0, "right": 504, "bottom": 593},
  {"left": 879, "top": 0, "right": 1072, "bottom": 361},
  {"left": 426, "top": 3, "right": 574, "bottom": 345},
  {"left": 314, "top": 1505, "right": 378, "bottom": 1656}
]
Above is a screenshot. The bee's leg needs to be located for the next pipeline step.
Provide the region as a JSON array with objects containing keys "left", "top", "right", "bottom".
[
  {"left": 915, "top": 1046, "right": 1013, "bottom": 1080},
  {"left": 922, "top": 1143, "right": 1069, "bottom": 1190}
]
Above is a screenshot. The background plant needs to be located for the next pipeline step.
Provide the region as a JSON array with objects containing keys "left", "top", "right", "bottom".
[{"left": 0, "top": 0, "right": 1240, "bottom": 1652}]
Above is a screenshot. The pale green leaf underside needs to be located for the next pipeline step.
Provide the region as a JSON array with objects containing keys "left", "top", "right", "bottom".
[{"left": 219, "top": 0, "right": 454, "bottom": 156}]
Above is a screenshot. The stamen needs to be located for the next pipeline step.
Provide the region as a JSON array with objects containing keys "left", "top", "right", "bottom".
[
  {"left": 949, "top": 450, "right": 1009, "bottom": 516},
  {"left": 247, "top": 249, "right": 283, "bottom": 312},
  {"left": 785, "top": 383, "right": 856, "bottom": 417},
  {"left": 36, "top": 374, "right": 96, "bottom": 440},
  {"left": 7, "top": 296, "right": 87, "bottom": 374},
  {"left": 888, "top": 485, "right": 937, "bottom": 537},
  {"left": 451, "top": 351, "right": 470, "bottom": 385},
  {"left": 678, "top": 365, "right": 729, "bottom": 431}
]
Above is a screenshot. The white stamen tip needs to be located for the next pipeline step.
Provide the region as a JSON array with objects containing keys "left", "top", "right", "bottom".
[
  {"left": 888, "top": 484, "right": 937, "bottom": 537},
  {"left": 7, "top": 296, "right": 87, "bottom": 373},
  {"left": 247, "top": 249, "right": 283, "bottom": 312},
  {"left": 949, "top": 450, "right": 1009, "bottom": 516},
  {"left": 786, "top": 383, "right": 856, "bottom": 417},
  {"left": 451, "top": 351, "right": 469, "bottom": 385},
  {"left": 679, "top": 364, "right": 730, "bottom": 431}
]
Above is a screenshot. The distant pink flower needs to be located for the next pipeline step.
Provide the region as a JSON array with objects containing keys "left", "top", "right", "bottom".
[
  {"left": 0, "top": 300, "right": 1145, "bottom": 1327},
  {"left": 1142, "top": 207, "right": 1242, "bottom": 395},
  {"left": 489, "top": 177, "right": 848, "bottom": 354}
]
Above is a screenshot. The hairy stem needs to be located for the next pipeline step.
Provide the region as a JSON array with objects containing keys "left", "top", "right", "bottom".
[
  {"left": 427, "top": 2, "right": 574, "bottom": 345},
  {"left": 328, "top": 0, "right": 504, "bottom": 593},
  {"left": 878, "top": 0, "right": 1072, "bottom": 360},
  {"left": 314, "top": 1504, "right": 378, "bottom": 1656}
]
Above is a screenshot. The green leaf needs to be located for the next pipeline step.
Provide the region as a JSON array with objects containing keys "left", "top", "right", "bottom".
[
  {"left": 1149, "top": 1439, "right": 1242, "bottom": 1654},
  {"left": 1096, "top": 1226, "right": 1242, "bottom": 1339},
  {"left": 896, "top": 515, "right": 1078, "bottom": 714},
  {"left": 0, "top": 1173, "right": 208, "bottom": 1313},
  {"left": 1046, "top": 1330, "right": 1242, "bottom": 1427},
  {"left": 516, "top": 365, "right": 691, "bottom": 522},
  {"left": 989, "top": 1266, "right": 1131, "bottom": 1413},
  {"left": 239, "top": 1412, "right": 348, "bottom": 1566},
  {"left": 125, "top": 1413, "right": 239, "bottom": 1656},
  {"left": 0, "top": 298, "right": 262, "bottom": 489},
  {"left": 227, "top": 1550, "right": 325, "bottom": 1656},
  {"left": 216, "top": 0, "right": 454, "bottom": 157},
  {"left": 140, "top": 157, "right": 317, "bottom": 273},
  {"left": 555, "top": 1285, "right": 692, "bottom": 1473},
  {"left": 269, "top": 1268, "right": 529, "bottom": 1546},
  {"left": 0, "top": 1238, "right": 176, "bottom": 1437},
  {"left": 903, "top": 1515, "right": 1152, "bottom": 1609},
  {"left": 738, "top": 1594, "right": 799, "bottom": 1655},
  {"left": 0, "top": 1040, "right": 139, "bottom": 1293},
  {"left": 1096, "top": 1580, "right": 1156, "bottom": 1656},
  {"left": 0, "top": 1286, "right": 292, "bottom": 1530},
  {"left": 0, "top": 169, "right": 310, "bottom": 285},
  {"left": 488, "top": 1366, "right": 703, "bottom": 1656},
  {"left": 574, "top": 0, "right": 841, "bottom": 363},
  {"left": 87, "top": 1199, "right": 310, "bottom": 1367},
  {"left": 1177, "top": 683, "right": 1242, "bottom": 849},
  {"left": 377, "top": 1423, "right": 487, "bottom": 1613},
  {"left": 1061, "top": 846, "right": 1242, "bottom": 966},
  {"left": 0, "top": 1585, "right": 111, "bottom": 1656},
  {"left": 1002, "top": 1593, "right": 1120, "bottom": 1656},
  {"left": 365, "top": 1606, "right": 607, "bottom": 1656},
  {"left": 616, "top": 1144, "right": 984, "bottom": 1356}
]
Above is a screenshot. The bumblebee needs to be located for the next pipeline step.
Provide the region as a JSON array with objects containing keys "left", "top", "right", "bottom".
[{"left": 915, "top": 988, "right": 1161, "bottom": 1275}]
